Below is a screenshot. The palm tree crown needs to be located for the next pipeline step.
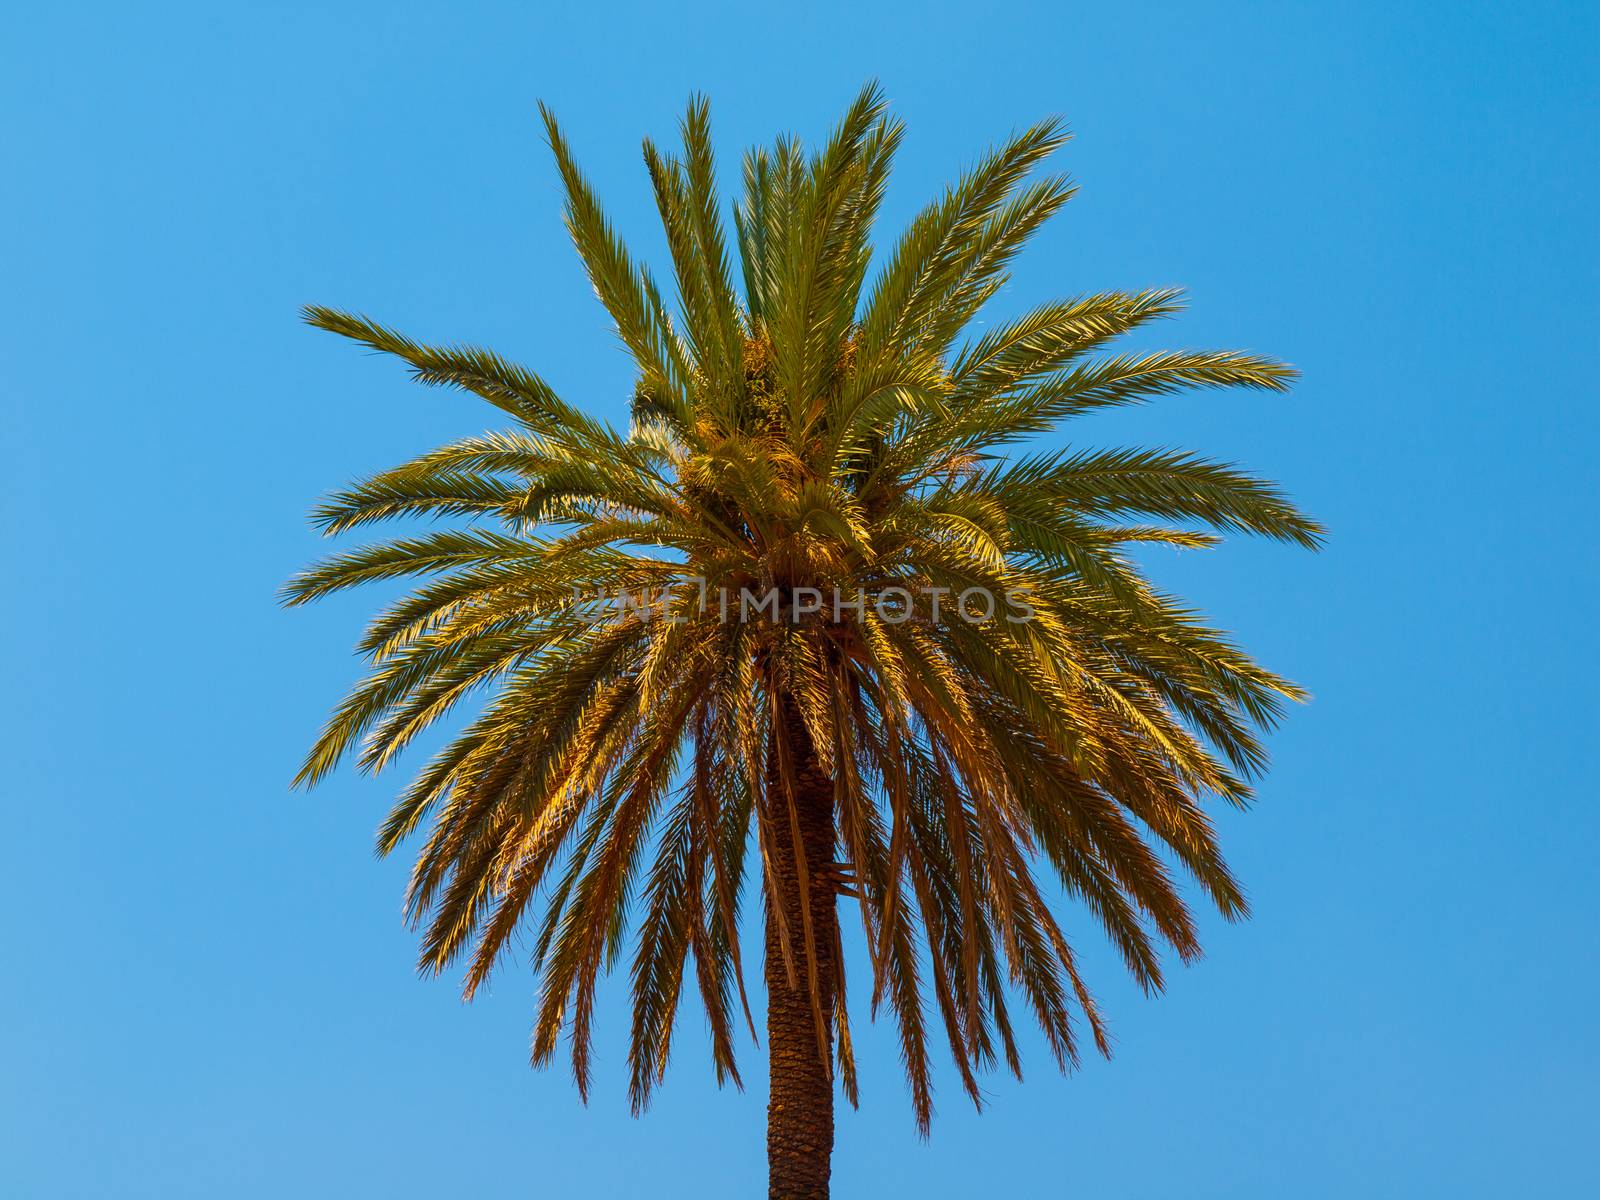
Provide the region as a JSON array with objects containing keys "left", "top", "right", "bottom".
[{"left": 286, "top": 82, "right": 1320, "bottom": 1156}]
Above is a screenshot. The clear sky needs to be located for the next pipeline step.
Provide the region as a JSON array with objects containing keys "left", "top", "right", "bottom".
[{"left": 3, "top": 2, "right": 1595, "bottom": 1196}]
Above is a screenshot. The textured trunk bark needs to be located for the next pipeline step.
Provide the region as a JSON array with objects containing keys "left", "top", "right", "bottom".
[{"left": 764, "top": 695, "right": 838, "bottom": 1200}]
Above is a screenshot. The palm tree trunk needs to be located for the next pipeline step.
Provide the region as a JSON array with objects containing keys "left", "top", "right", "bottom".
[{"left": 764, "top": 695, "right": 838, "bottom": 1200}]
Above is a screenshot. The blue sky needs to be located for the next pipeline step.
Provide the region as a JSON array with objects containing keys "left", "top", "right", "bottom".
[{"left": 3, "top": 2, "right": 1595, "bottom": 1196}]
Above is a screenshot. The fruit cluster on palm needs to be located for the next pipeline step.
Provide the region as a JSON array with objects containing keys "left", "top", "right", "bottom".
[{"left": 286, "top": 84, "right": 1320, "bottom": 1199}]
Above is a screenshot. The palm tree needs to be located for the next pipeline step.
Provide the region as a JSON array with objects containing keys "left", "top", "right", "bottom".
[{"left": 285, "top": 84, "right": 1320, "bottom": 1199}]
